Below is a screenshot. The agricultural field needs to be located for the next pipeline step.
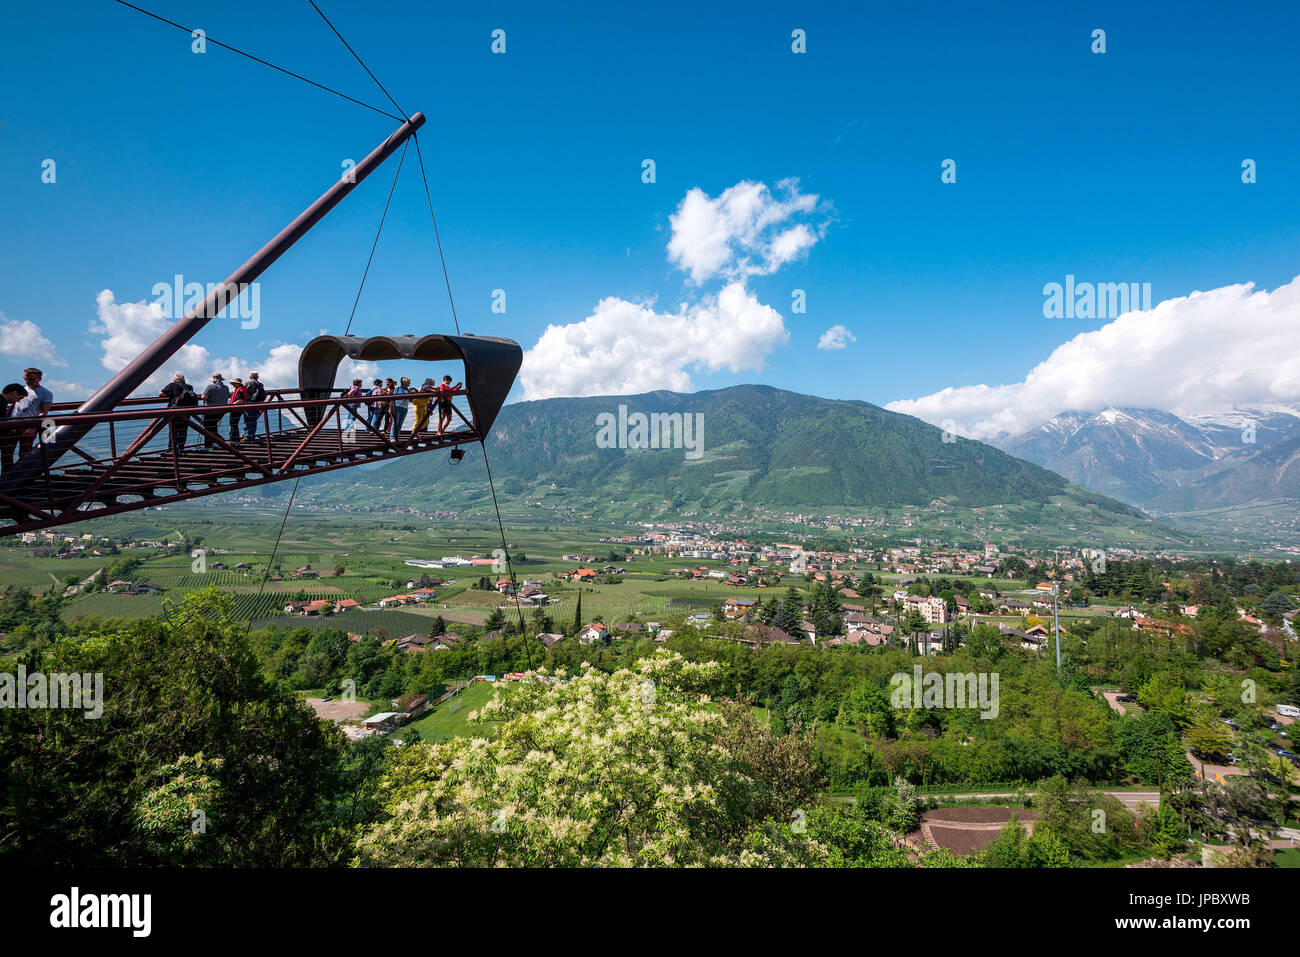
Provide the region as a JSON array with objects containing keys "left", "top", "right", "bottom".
[
  {"left": 4, "top": 504, "right": 782, "bottom": 634},
  {"left": 252, "top": 609, "right": 442, "bottom": 636},
  {"left": 3, "top": 500, "right": 1143, "bottom": 649},
  {"left": 406, "top": 680, "right": 507, "bottom": 741}
]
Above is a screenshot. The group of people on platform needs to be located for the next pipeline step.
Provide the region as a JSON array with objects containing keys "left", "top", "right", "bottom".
[
  {"left": 0, "top": 368, "right": 54, "bottom": 473},
  {"left": 155, "top": 369, "right": 463, "bottom": 451},
  {"left": 342, "top": 375, "right": 463, "bottom": 439},
  {"left": 0, "top": 364, "right": 465, "bottom": 470},
  {"left": 158, "top": 370, "right": 266, "bottom": 449}
]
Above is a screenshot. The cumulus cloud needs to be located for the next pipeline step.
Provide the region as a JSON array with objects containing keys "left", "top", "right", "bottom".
[
  {"left": 518, "top": 178, "right": 830, "bottom": 400},
  {"left": 519, "top": 283, "right": 788, "bottom": 400},
  {"left": 90, "top": 290, "right": 376, "bottom": 395},
  {"left": 817, "top": 324, "right": 856, "bottom": 351},
  {"left": 886, "top": 275, "right": 1300, "bottom": 439},
  {"left": 43, "top": 379, "right": 88, "bottom": 397},
  {"left": 0, "top": 313, "right": 66, "bottom": 366},
  {"left": 667, "top": 178, "right": 828, "bottom": 283}
]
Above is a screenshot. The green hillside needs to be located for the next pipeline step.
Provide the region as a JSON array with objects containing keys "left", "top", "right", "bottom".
[{"left": 310, "top": 385, "right": 1141, "bottom": 517}]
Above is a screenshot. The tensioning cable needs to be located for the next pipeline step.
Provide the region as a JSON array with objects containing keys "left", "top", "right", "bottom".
[
  {"left": 111, "top": 0, "right": 403, "bottom": 120},
  {"left": 345, "top": 137, "right": 408, "bottom": 336},
  {"left": 306, "top": 0, "right": 409, "bottom": 122},
  {"left": 481, "top": 443, "right": 533, "bottom": 670},
  {"left": 245, "top": 127, "right": 408, "bottom": 636},
  {"left": 412, "top": 135, "right": 463, "bottom": 336}
]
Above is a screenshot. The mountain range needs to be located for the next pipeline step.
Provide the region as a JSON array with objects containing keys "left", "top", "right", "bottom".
[
  {"left": 305, "top": 385, "right": 1154, "bottom": 531},
  {"left": 993, "top": 405, "right": 1300, "bottom": 512}
]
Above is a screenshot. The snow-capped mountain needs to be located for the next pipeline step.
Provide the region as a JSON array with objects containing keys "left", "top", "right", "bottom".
[
  {"left": 1182, "top": 405, "right": 1300, "bottom": 448},
  {"left": 994, "top": 405, "right": 1300, "bottom": 509}
]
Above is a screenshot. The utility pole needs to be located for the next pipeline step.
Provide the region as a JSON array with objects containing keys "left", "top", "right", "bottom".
[{"left": 1053, "top": 581, "right": 1061, "bottom": 669}]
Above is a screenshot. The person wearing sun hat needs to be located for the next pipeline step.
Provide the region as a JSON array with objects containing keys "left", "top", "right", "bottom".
[
  {"left": 243, "top": 372, "right": 266, "bottom": 440},
  {"left": 228, "top": 377, "right": 248, "bottom": 443}
]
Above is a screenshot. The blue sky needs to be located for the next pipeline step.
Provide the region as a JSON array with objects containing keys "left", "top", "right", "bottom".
[{"left": 2, "top": 0, "right": 1298, "bottom": 436}]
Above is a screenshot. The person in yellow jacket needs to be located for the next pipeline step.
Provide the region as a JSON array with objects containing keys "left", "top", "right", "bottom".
[{"left": 411, "top": 378, "right": 436, "bottom": 434}]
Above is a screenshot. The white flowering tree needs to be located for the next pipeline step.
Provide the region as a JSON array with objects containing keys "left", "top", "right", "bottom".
[{"left": 355, "top": 651, "right": 826, "bottom": 866}]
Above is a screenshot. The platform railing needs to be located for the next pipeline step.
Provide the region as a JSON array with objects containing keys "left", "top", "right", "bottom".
[{"left": 0, "top": 387, "right": 476, "bottom": 535}]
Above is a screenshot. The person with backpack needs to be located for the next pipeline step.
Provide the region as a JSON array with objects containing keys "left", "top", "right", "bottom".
[
  {"left": 243, "top": 371, "right": 267, "bottom": 441},
  {"left": 158, "top": 372, "right": 199, "bottom": 448},
  {"left": 201, "top": 373, "right": 230, "bottom": 449},
  {"left": 228, "top": 377, "right": 249, "bottom": 443},
  {"left": 342, "top": 378, "right": 365, "bottom": 431},
  {"left": 366, "top": 378, "right": 385, "bottom": 432},
  {"left": 412, "top": 378, "right": 436, "bottom": 434}
]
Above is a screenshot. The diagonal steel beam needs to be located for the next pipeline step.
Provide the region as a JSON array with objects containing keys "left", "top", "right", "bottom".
[{"left": 0, "top": 110, "right": 426, "bottom": 497}]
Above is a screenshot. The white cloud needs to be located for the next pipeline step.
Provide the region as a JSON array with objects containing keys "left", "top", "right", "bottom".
[
  {"left": 42, "top": 379, "right": 88, "bottom": 397},
  {"left": 90, "top": 290, "right": 376, "bottom": 395},
  {"left": 0, "top": 313, "right": 66, "bottom": 366},
  {"left": 519, "top": 177, "right": 830, "bottom": 400},
  {"left": 667, "top": 178, "right": 828, "bottom": 283},
  {"left": 886, "top": 275, "right": 1300, "bottom": 439},
  {"left": 817, "top": 324, "right": 856, "bottom": 351},
  {"left": 519, "top": 282, "right": 788, "bottom": 400}
]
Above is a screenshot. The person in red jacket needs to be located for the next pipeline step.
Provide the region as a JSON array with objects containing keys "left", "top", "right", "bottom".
[
  {"left": 228, "top": 377, "right": 249, "bottom": 443},
  {"left": 436, "top": 374, "right": 463, "bottom": 437}
]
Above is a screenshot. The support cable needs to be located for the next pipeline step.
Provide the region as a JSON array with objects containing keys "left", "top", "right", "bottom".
[
  {"left": 111, "top": 0, "right": 403, "bottom": 120},
  {"left": 481, "top": 442, "right": 533, "bottom": 671},
  {"left": 412, "top": 135, "right": 462, "bottom": 335},
  {"left": 244, "top": 139, "right": 402, "bottom": 635},
  {"left": 306, "top": 0, "right": 409, "bottom": 121},
  {"left": 345, "top": 137, "right": 408, "bottom": 336}
]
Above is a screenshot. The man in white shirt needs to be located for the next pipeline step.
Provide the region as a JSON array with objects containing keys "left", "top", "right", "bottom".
[{"left": 12, "top": 367, "right": 53, "bottom": 459}]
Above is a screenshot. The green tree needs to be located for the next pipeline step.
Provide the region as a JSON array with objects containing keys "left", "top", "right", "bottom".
[
  {"left": 1152, "top": 804, "right": 1186, "bottom": 859},
  {"left": 1184, "top": 711, "right": 1233, "bottom": 762},
  {"left": 0, "top": 588, "right": 350, "bottom": 866},
  {"left": 1137, "top": 672, "right": 1190, "bottom": 727},
  {"left": 790, "top": 802, "right": 910, "bottom": 867},
  {"left": 355, "top": 653, "right": 825, "bottom": 866}
]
